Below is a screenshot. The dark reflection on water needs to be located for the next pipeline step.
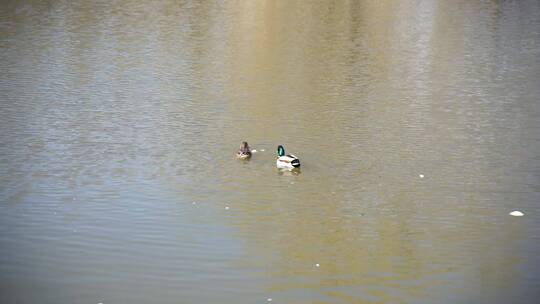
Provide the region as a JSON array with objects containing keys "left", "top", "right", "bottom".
[{"left": 1, "top": 0, "right": 540, "bottom": 303}]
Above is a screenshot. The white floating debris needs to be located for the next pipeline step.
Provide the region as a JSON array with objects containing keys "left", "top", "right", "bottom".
[
  {"left": 251, "top": 149, "right": 257, "bottom": 153},
  {"left": 192, "top": 202, "right": 197, "bottom": 205},
  {"left": 315, "top": 263, "right": 320, "bottom": 267},
  {"left": 225, "top": 206, "right": 230, "bottom": 210},
  {"left": 260, "top": 149, "right": 265, "bottom": 152},
  {"left": 267, "top": 298, "right": 272, "bottom": 302},
  {"left": 510, "top": 211, "right": 524, "bottom": 217},
  {"left": 419, "top": 174, "right": 424, "bottom": 178}
]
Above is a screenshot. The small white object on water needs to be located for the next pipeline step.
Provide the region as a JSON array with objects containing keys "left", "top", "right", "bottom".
[
  {"left": 315, "top": 263, "right": 320, "bottom": 267},
  {"left": 225, "top": 206, "right": 230, "bottom": 210},
  {"left": 267, "top": 298, "right": 272, "bottom": 302},
  {"left": 192, "top": 202, "right": 197, "bottom": 205},
  {"left": 260, "top": 149, "right": 265, "bottom": 152},
  {"left": 419, "top": 174, "right": 424, "bottom": 178},
  {"left": 251, "top": 149, "right": 257, "bottom": 153},
  {"left": 510, "top": 211, "right": 524, "bottom": 217}
]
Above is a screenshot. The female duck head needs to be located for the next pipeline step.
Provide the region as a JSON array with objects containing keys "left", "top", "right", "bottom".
[
  {"left": 277, "top": 145, "right": 285, "bottom": 157},
  {"left": 240, "top": 141, "right": 250, "bottom": 152}
]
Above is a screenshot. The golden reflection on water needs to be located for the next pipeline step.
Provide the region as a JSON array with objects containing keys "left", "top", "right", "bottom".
[{"left": 198, "top": 1, "right": 538, "bottom": 302}]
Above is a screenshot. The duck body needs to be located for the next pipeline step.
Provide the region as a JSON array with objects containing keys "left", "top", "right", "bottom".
[
  {"left": 276, "top": 145, "right": 300, "bottom": 169},
  {"left": 277, "top": 155, "right": 300, "bottom": 169},
  {"left": 236, "top": 141, "right": 252, "bottom": 159}
]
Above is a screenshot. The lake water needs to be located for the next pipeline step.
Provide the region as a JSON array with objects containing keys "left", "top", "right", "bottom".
[{"left": 1, "top": 0, "right": 540, "bottom": 303}]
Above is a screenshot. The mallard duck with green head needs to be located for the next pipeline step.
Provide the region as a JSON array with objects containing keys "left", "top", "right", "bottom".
[
  {"left": 276, "top": 145, "right": 300, "bottom": 169},
  {"left": 236, "top": 141, "right": 252, "bottom": 159}
]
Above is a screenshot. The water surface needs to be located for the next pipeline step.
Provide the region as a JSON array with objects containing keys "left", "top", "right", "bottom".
[{"left": 1, "top": 0, "right": 540, "bottom": 303}]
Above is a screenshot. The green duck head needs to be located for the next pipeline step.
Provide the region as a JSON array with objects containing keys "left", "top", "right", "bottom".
[{"left": 277, "top": 145, "right": 285, "bottom": 157}]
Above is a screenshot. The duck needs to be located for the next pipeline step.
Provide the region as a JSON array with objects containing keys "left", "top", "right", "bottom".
[
  {"left": 276, "top": 145, "right": 300, "bottom": 169},
  {"left": 236, "top": 141, "right": 252, "bottom": 159}
]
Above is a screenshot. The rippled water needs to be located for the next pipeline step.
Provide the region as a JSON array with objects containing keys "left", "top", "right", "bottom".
[{"left": 1, "top": 0, "right": 540, "bottom": 303}]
